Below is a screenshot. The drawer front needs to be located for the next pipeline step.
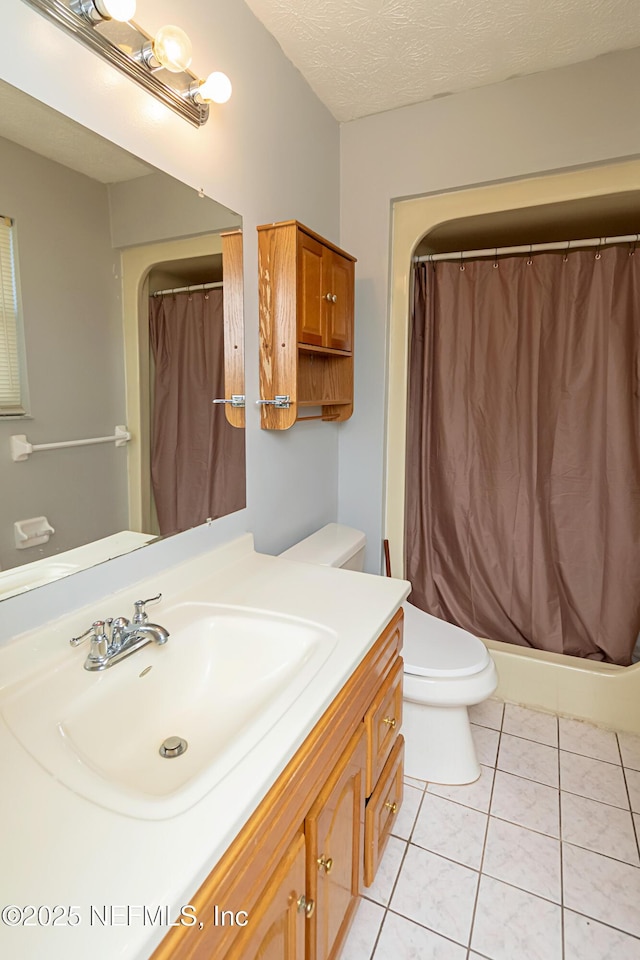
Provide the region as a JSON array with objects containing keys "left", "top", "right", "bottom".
[
  {"left": 364, "top": 736, "right": 404, "bottom": 887},
  {"left": 365, "top": 656, "right": 403, "bottom": 796}
]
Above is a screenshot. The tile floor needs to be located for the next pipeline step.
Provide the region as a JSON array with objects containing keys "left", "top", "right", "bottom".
[{"left": 341, "top": 701, "right": 640, "bottom": 960}]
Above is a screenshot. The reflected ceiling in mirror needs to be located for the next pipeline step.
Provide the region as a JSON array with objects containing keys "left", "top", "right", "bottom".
[{"left": 0, "top": 81, "right": 245, "bottom": 600}]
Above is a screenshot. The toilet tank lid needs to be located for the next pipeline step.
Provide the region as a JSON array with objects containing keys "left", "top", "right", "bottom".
[
  {"left": 402, "top": 601, "right": 491, "bottom": 677},
  {"left": 279, "top": 523, "right": 366, "bottom": 567}
]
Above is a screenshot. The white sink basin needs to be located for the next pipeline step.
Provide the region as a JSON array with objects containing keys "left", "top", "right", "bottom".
[{"left": 0, "top": 603, "right": 337, "bottom": 819}]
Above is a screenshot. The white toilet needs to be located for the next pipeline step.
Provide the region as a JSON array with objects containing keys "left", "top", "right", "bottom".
[{"left": 280, "top": 523, "right": 498, "bottom": 786}]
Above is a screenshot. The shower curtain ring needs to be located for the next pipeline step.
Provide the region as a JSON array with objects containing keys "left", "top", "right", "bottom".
[
  {"left": 595, "top": 238, "right": 602, "bottom": 260},
  {"left": 526, "top": 243, "right": 533, "bottom": 266},
  {"left": 493, "top": 248, "right": 499, "bottom": 268},
  {"left": 459, "top": 251, "right": 465, "bottom": 272},
  {"left": 630, "top": 235, "right": 638, "bottom": 257},
  {"left": 563, "top": 241, "right": 570, "bottom": 263}
]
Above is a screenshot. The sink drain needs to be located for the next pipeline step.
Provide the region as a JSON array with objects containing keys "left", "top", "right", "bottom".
[{"left": 159, "top": 736, "right": 188, "bottom": 759}]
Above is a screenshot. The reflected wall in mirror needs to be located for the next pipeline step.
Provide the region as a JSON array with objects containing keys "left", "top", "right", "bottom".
[{"left": 0, "top": 80, "right": 245, "bottom": 599}]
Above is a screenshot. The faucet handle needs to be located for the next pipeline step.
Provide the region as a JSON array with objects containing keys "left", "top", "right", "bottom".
[
  {"left": 70, "top": 621, "right": 108, "bottom": 660},
  {"left": 70, "top": 622, "right": 98, "bottom": 647},
  {"left": 133, "top": 593, "right": 162, "bottom": 624},
  {"left": 86, "top": 621, "right": 109, "bottom": 666}
]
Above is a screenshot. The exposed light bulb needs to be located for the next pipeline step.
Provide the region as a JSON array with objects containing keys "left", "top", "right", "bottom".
[
  {"left": 152, "top": 25, "right": 193, "bottom": 73},
  {"left": 197, "top": 71, "right": 232, "bottom": 104},
  {"left": 94, "top": 0, "right": 136, "bottom": 21}
]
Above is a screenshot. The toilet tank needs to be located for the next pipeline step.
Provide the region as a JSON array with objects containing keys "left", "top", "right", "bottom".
[{"left": 279, "top": 523, "right": 366, "bottom": 571}]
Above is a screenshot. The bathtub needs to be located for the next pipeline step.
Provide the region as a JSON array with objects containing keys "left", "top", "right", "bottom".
[{"left": 485, "top": 638, "right": 640, "bottom": 735}]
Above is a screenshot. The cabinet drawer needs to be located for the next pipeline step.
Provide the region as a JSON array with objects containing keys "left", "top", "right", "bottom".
[
  {"left": 364, "top": 736, "right": 404, "bottom": 887},
  {"left": 365, "top": 656, "right": 403, "bottom": 796}
]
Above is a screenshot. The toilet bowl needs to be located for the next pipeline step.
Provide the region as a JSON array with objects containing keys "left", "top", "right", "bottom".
[
  {"left": 402, "top": 600, "right": 497, "bottom": 785},
  {"left": 280, "top": 523, "right": 498, "bottom": 786}
]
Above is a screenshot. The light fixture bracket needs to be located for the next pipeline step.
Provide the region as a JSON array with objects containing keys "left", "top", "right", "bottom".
[{"left": 21, "top": 0, "right": 210, "bottom": 127}]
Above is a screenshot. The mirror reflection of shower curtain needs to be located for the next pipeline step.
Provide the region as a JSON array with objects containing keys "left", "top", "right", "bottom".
[
  {"left": 405, "top": 247, "right": 640, "bottom": 665},
  {"left": 149, "top": 289, "right": 245, "bottom": 535}
]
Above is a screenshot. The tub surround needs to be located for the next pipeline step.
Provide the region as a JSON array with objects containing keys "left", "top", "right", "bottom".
[{"left": 0, "top": 535, "right": 410, "bottom": 960}]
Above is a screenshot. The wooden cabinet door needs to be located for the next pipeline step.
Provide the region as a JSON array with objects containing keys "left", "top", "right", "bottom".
[
  {"left": 223, "top": 831, "right": 307, "bottom": 960},
  {"left": 305, "top": 725, "right": 365, "bottom": 960},
  {"left": 324, "top": 251, "right": 354, "bottom": 352},
  {"left": 297, "top": 231, "right": 326, "bottom": 347}
]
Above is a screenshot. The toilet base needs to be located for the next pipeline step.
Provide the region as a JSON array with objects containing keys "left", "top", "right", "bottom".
[{"left": 403, "top": 701, "right": 481, "bottom": 785}]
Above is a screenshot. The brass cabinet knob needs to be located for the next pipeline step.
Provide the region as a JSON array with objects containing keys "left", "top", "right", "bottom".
[
  {"left": 384, "top": 800, "right": 398, "bottom": 814},
  {"left": 331, "top": 294, "right": 337, "bottom": 303},
  {"left": 317, "top": 855, "right": 333, "bottom": 874},
  {"left": 297, "top": 895, "right": 315, "bottom": 918},
  {"left": 324, "top": 293, "right": 333, "bottom": 301},
  {"left": 382, "top": 716, "right": 397, "bottom": 728}
]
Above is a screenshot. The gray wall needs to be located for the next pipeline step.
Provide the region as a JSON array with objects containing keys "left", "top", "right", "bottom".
[
  {"left": 0, "top": 0, "right": 340, "bottom": 640},
  {"left": 0, "top": 137, "right": 127, "bottom": 571},
  {"left": 338, "top": 47, "right": 640, "bottom": 573},
  {"left": 108, "top": 171, "right": 242, "bottom": 249}
]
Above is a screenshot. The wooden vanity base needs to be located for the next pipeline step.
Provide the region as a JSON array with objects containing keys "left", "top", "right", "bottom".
[{"left": 151, "top": 608, "right": 404, "bottom": 960}]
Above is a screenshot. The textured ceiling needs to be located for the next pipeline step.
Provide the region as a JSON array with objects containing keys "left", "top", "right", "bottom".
[
  {"left": 244, "top": 0, "right": 640, "bottom": 121},
  {"left": 0, "top": 81, "right": 152, "bottom": 183}
]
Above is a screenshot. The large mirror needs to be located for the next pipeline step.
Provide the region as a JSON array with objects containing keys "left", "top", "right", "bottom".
[{"left": 0, "top": 81, "right": 245, "bottom": 600}]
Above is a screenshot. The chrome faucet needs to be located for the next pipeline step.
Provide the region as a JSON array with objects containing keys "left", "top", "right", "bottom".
[{"left": 70, "top": 593, "right": 169, "bottom": 671}]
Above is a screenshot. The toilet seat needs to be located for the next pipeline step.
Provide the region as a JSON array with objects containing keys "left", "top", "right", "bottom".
[{"left": 402, "top": 601, "right": 490, "bottom": 678}]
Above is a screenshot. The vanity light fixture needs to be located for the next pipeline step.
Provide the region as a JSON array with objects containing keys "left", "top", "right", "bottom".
[
  {"left": 71, "top": 0, "right": 136, "bottom": 23},
  {"left": 21, "top": 0, "right": 232, "bottom": 127}
]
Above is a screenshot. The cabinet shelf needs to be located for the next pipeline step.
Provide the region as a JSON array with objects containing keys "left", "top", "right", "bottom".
[
  {"left": 297, "top": 399, "right": 352, "bottom": 407},
  {"left": 258, "top": 220, "right": 356, "bottom": 429},
  {"left": 297, "top": 342, "right": 352, "bottom": 358}
]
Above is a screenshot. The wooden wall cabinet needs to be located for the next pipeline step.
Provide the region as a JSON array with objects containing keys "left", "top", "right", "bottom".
[
  {"left": 152, "top": 609, "right": 404, "bottom": 960},
  {"left": 258, "top": 221, "right": 356, "bottom": 428}
]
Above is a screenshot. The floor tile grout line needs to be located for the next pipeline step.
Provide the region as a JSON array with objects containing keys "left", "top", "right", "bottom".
[
  {"left": 559, "top": 784, "right": 630, "bottom": 812},
  {"left": 466, "top": 724, "right": 501, "bottom": 954},
  {"left": 564, "top": 906, "right": 640, "bottom": 943},
  {"left": 364, "top": 900, "right": 386, "bottom": 960},
  {"left": 488, "top": 810, "right": 559, "bottom": 841},
  {"left": 501, "top": 725, "right": 625, "bottom": 766},
  {"left": 618, "top": 731, "right": 640, "bottom": 861},
  {"left": 425, "top": 777, "right": 494, "bottom": 816},
  {"left": 398, "top": 776, "right": 637, "bottom": 889},
  {"left": 511, "top": 731, "right": 623, "bottom": 767},
  {"left": 560, "top": 887, "right": 640, "bottom": 943},
  {"left": 370, "top": 710, "right": 640, "bottom": 959},
  {"left": 366, "top": 817, "right": 418, "bottom": 959},
  {"left": 384, "top": 906, "right": 475, "bottom": 952},
  {"left": 494, "top": 762, "right": 557, "bottom": 791},
  {"left": 492, "top": 762, "right": 629, "bottom": 814}
]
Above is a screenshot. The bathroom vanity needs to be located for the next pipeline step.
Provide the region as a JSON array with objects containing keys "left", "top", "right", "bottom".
[
  {"left": 0, "top": 535, "right": 409, "bottom": 960},
  {"left": 153, "top": 606, "right": 404, "bottom": 960}
]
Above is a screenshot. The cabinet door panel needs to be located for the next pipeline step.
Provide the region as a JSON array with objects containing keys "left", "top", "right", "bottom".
[
  {"left": 306, "top": 726, "right": 365, "bottom": 960},
  {"left": 297, "top": 232, "right": 325, "bottom": 347},
  {"left": 224, "top": 831, "right": 306, "bottom": 960},
  {"left": 325, "top": 252, "right": 354, "bottom": 352}
]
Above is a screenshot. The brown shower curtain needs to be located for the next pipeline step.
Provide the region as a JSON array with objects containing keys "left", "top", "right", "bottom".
[
  {"left": 149, "top": 289, "right": 245, "bottom": 536},
  {"left": 405, "top": 246, "right": 640, "bottom": 664}
]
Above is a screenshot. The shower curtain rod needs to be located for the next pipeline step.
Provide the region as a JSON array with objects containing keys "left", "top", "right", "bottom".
[
  {"left": 151, "top": 280, "right": 223, "bottom": 297},
  {"left": 413, "top": 232, "right": 640, "bottom": 263}
]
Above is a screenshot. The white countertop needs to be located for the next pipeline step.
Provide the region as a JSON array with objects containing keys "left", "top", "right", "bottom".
[{"left": 0, "top": 535, "right": 409, "bottom": 960}]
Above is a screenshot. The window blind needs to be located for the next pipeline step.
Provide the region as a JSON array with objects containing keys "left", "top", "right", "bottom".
[{"left": 0, "top": 216, "right": 23, "bottom": 414}]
